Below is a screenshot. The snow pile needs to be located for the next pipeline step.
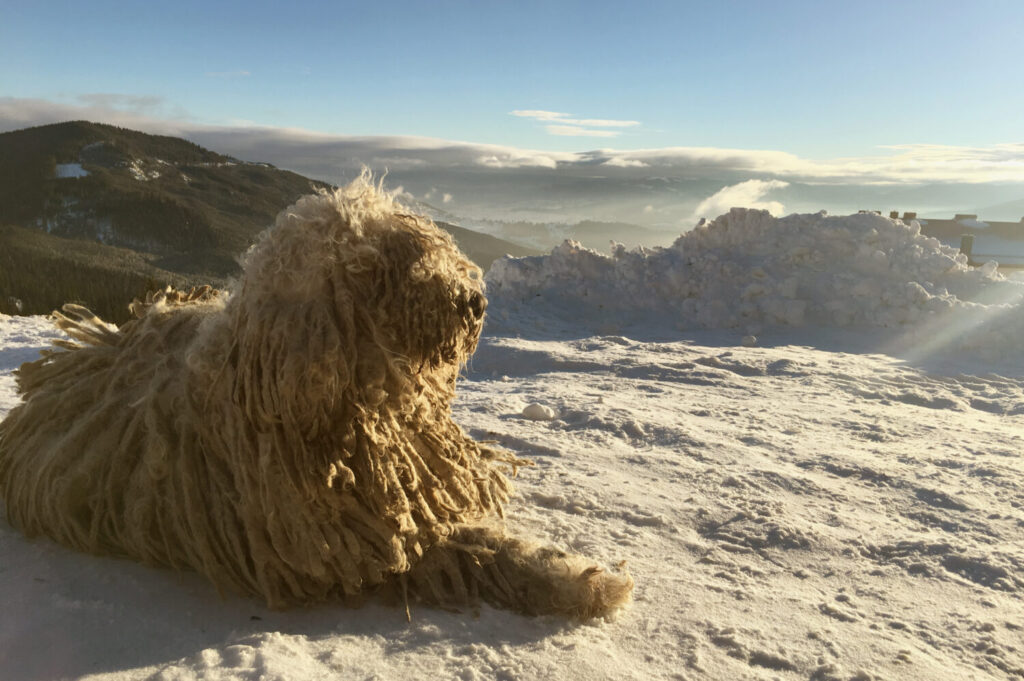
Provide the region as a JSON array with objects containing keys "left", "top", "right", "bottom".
[{"left": 487, "top": 209, "right": 1024, "bottom": 357}]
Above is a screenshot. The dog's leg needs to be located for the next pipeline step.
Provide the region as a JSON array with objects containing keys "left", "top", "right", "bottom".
[{"left": 405, "top": 524, "right": 633, "bottom": 621}]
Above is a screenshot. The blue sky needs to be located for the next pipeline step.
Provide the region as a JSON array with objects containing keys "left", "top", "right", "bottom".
[{"left": 4, "top": 0, "right": 1023, "bottom": 156}]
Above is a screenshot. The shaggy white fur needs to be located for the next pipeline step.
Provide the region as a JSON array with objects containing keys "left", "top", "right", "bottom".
[{"left": 0, "top": 175, "right": 633, "bottom": 619}]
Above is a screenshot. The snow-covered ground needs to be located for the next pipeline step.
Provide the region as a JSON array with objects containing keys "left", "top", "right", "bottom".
[
  {"left": 127, "top": 159, "right": 160, "bottom": 181},
  {"left": 1, "top": 209, "right": 1023, "bottom": 680},
  {"left": 55, "top": 163, "right": 89, "bottom": 179}
]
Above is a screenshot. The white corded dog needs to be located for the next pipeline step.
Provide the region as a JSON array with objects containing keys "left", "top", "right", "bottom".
[{"left": 0, "top": 175, "right": 633, "bottom": 619}]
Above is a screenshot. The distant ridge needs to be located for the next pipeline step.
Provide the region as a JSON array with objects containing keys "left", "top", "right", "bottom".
[
  {"left": 0, "top": 121, "right": 537, "bottom": 320},
  {"left": 434, "top": 221, "right": 541, "bottom": 270},
  {"left": 0, "top": 120, "right": 332, "bottom": 279}
]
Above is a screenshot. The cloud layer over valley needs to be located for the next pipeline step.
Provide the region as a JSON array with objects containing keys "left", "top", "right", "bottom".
[{"left": 5, "top": 96, "right": 1024, "bottom": 239}]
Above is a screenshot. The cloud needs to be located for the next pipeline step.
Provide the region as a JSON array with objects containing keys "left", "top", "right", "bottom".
[
  {"left": 510, "top": 110, "right": 572, "bottom": 121},
  {"left": 4, "top": 97, "right": 1024, "bottom": 186},
  {"left": 590, "top": 147, "right": 802, "bottom": 175},
  {"left": 602, "top": 157, "right": 649, "bottom": 168},
  {"left": 545, "top": 125, "right": 621, "bottom": 138},
  {"left": 75, "top": 93, "right": 165, "bottom": 113},
  {"left": 422, "top": 188, "right": 452, "bottom": 204},
  {"left": 0, "top": 95, "right": 197, "bottom": 138},
  {"left": 512, "top": 109, "right": 641, "bottom": 137},
  {"left": 692, "top": 180, "right": 790, "bottom": 220},
  {"left": 586, "top": 145, "right": 1024, "bottom": 185}
]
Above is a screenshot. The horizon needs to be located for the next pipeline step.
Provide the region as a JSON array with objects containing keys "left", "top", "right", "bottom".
[{"left": 4, "top": 0, "right": 1024, "bottom": 227}]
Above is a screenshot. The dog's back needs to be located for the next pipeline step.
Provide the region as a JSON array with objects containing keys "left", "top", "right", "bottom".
[{"left": 0, "top": 289, "right": 223, "bottom": 564}]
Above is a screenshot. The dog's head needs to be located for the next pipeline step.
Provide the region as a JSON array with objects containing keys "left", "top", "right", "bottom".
[
  {"left": 339, "top": 209, "right": 487, "bottom": 370},
  {"left": 226, "top": 175, "right": 485, "bottom": 429}
]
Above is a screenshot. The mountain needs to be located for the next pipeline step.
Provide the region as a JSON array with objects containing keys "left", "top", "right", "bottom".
[
  {"left": 0, "top": 121, "right": 332, "bottom": 278},
  {"left": 0, "top": 223, "right": 196, "bottom": 322},
  {"left": 0, "top": 121, "right": 537, "bottom": 321},
  {"left": 435, "top": 221, "right": 541, "bottom": 270},
  {"left": 972, "top": 197, "right": 1024, "bottom": 223}
]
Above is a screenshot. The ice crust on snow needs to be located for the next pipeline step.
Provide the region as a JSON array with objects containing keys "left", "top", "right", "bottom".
[{"left": 487, "top": 209, "right": 1024, "bottom": 358}]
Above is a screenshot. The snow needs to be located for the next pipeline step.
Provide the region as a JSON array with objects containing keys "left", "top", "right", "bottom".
[
  {"left": 521, "top": 402, "right": 557, "bottom": 421},
  {"left": 488, "top": 209, "right": 1024, "bottom": 361},
  {"left": 2, "top": 208, "right": 1024, "bottom": 680},
  {"left": 55, "top": 163, "right": 89, "bottom": 179},
  {"left": 127, "top": 159, "right": 160, "bottom": 181}
]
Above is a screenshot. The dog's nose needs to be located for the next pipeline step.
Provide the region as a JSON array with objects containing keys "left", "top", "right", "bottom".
[{"left": 468, "top": 291, "right": 486, "bottom": 319}]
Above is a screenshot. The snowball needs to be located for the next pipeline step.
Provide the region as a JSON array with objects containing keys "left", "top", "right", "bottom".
[{"left": 521, "top": 403, "right": 556, "bottom": 421}]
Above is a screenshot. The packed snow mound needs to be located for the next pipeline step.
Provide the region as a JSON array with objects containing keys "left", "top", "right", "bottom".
[{"left": 486, "top": 209, "right": 1024, "bottom": 358}]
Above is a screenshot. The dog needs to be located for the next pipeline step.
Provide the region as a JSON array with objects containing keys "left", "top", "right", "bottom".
[{"left": 0, "top": 174, "right": 633, "bottom": 619}]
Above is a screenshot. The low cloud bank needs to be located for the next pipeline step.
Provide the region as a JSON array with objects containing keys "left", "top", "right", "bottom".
[
  {"left": 6, "top": 96, "right": 1024, "bottom": 230},
  {"left": 5, "top": 97, "right": 1024, "bottom": 185}
]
